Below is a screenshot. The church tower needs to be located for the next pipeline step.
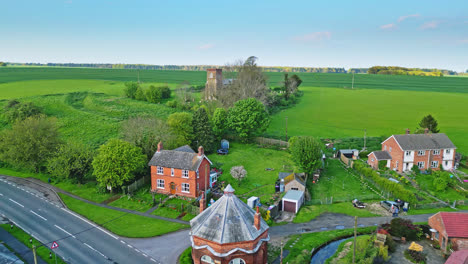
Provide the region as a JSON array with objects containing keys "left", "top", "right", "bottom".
[{"left": 205, "top": 68, "right": 223, "bottom": 100}]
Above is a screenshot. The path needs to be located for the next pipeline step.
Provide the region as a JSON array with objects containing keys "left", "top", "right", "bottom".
[
  {"left": 388, "top": 240, "right": 445, "bottom": 264},
  {"left": 0, "top": 227, "right": 47, "bottom": 264}
]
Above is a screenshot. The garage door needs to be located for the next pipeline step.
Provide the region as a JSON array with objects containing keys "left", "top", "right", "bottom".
[{"left": 283, "top": 201, "right": 296, "bottom": 213}]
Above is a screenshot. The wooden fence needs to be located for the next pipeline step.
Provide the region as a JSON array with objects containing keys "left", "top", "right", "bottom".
[
  {"left": 124, "top": 175, "right": 150, "bottom": 194},
  {"left": 255, "top": 137, "right": 289, "bottom": 148}
]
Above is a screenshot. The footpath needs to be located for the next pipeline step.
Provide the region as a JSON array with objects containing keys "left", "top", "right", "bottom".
[{"left": 0, "top": 227, "right": 47, "bottom": 264}]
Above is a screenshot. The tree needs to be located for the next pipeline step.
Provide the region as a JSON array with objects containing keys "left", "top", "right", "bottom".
[
  {"left": 47, "top": 142, "right": 94, "bottom": 182},
  {"left": 212, "top": 108, "right": 228, "bottom": 139},
  {"left": 121, "top": 117, "right": 176, "bottom": 159},
  {"left": 289, "top": 136, "right": 322, "bottom": 175},
  {"left": 145, "top": 85, "right": 163, "bottom": 103},
  {"left": 3, "top": 100, "right": 42, "bottom": 123},
  {"left": 290, "top": 74, "right": 303, "bottom": 88},
  {"left": 230, "top": 166, "right": 247, "bottom": 183},
  {"left": 0, "top": 116, "right": 60, "bottom": 172},
  {"left": 159, "top": 86, "right": 171, "bottom": 99},
  {"left": 167, "top": 112, "right": 193, "bottom": 146},
  {"left": 0, "top": 62, "right": 6, "bottom": 67},
  {"left": 124, "top": 82, "right": 139, "bottom": 99},
  {"left": 282, "top": 73, "right": 301, "bottom": 100},
  {"left": 92, "top": 139, "right": 146, "bottom": 192},
  {"left": 227, "top": 98, "right": 269, "bottom": 141},
  {"left": 135, "top": 86, "right": 146, "bottom": 101},
  {"left": 192, "top": 108, "right": 215, "bottom": 153},
  {"left": 417, "top": 114, "right": 440, "bottom": 133}
]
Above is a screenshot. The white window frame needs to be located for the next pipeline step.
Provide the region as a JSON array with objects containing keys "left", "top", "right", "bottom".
[
  {"left": 418, "top": 150, "right": 425, "bottom": 156},
  {"left": 405, "top": 151, "right": 411, "bottom": 156},
  {"left": 384, "top": 145, "right": 387, "bottom": 151},
  {"left": 157, "top": 166, "right": 164, "bottom": 175},
  {"left": 445, "top": 149, "right": 450, "bottom": 154},
  {"left": 433, "top": 150, "right": 440, "bottom": 155},
  {"left": 157, "top": 179, "right": 165, "bottom": 189},
  {"left": 389, "top": 147, "right": 392, "bottom": 153},
  {"left": 229, "top": 259, "right": 246, "bottom": 264},
  {"left": 196, "top": 169, "right": 199, "bottom": 179},
  {"left": 182, "top": 169, "right": 189, "bottom": 178},
  {"left": 371, "top": 158, "right": 375, "bottom": 162},
  {"left": 197, "top": 183, "right": 199, "bottom": 190},
  {"left": 171, "top": 168, "right": 174, "bottom": 177},
  {"left": 201, "top": 255, "right": 215, "bottom": 264},
  {"left": 395, "top": 161, "right": 399, "bottom": 169},
  {"left": 182, "top": 183, "right": 190, "bottom": 193},
  {"left": 417, "top": 161, "right": 425, "bottom": 169},
  {"left": 431, "top": 161, "right": 438, "bottom": 168}
]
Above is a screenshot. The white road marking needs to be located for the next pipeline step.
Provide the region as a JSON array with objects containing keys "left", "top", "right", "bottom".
[
  {"left": 84, "top": 242, "right": 107, "bottom": 258},
  {"left": 54, "top": 224, "right": 76, "bottom": 238},
  {"left": 127, "top": 244, "right": 133, "bottom": 248},
  {"left": 120, "top": 240, "right": 126, "bottom": 244},
  {"left": 134, "top": 249, "right": 140, "bottom": 253},
  {"left": 84, "top": 243, "right": 94, "bottom": 250},
  {"left": 150, "top": 258, "right": 157, "bottom": 262},
  {"left": 0, "top": 193, "right": 3, "bottom": 196},
  {"left": 60, "top": 208, "right": 119, "bottom": 239},
  {"left": 30, "top": 210, "right": 47, "bottom": 221},
  {"left": 142, "top": 253, "right": 148, "bottom": 257},
  {"left": 8, "top": 198, "right": 24, "bottom": 208}
]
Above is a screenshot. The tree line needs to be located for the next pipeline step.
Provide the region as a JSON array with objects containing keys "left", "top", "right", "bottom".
[{"left": 368, "top": 66, "right": 457, "bottom": 76}]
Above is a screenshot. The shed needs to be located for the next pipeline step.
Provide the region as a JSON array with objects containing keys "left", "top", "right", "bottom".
[
  {"left": 247, "top": 196, "right": 260, "bottom": 209},
  {"left": 282, "top": 190, "right": 304, "bottom": 213}
]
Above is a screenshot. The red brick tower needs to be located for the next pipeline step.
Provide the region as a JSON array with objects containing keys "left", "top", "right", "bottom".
[{"left": 190, "top": 184, "right": 269, "bottom": 264}]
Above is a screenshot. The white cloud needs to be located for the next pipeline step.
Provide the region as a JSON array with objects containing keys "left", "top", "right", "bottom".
[
  {"left": 397, "top": 14, "right": 420, "bottom": 23},
  {"left": 420, "top": 20, "right": 440, "bottom": 29},
  {"left": 294, "top": 31, "right": 331, "bottom": 42},
  {"left": 197, "top": 44, "right": 215, "bottom": 50},
  {"left": 380, "top": 23, "right": 396, "bottom": 30}
]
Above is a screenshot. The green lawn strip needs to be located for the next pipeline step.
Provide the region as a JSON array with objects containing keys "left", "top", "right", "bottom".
[
  {"left": 107, "top": 196, "right": 153, "bottom": 212},
  {"left": 324, "top": 235, "right": 372, "bottom": 264},
  {"left": 59, "top": 193, "right": 188, "bottom": 237},
  {"left": 0, "top": 224, "right": 67, "bottom": 264},
  {"left": 293, "top": 203, "right": 379, "bottom": 223},
  {"left": 181, "top": 213, "right": 196, "bottom": 221},
  {"left": 178, "top": 247, "right": 193, "bottom": 264},
  {"left": 414, "top": 174, "right": 466, "bottom": 201},
  {"left": 208, "top": 143, "right": 295, "bottom": 200},
  {"left": 407, "top": 205, "right": 468, "bottom": 215},
  {"left": 152, "top": 198, "right": 193, "bottom": 219},
  {"left": 284, "top": 226, "right": 376, "bottom": 263}
]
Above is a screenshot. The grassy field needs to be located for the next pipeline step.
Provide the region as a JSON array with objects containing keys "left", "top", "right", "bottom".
[
  {"left": 0, "top": 224, "right": 67, "bottom": 264},
  {"left": 59, "top": 194, "right": 188, "bottom": 237},
  {"left": 267, "top": 86, "right": 468, "bottom": 154},
  {"left": 293, "top": 203, "right": 379, "bottom": 223}
]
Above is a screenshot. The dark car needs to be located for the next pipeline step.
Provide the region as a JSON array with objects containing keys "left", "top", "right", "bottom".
[
  {"left": 217, "top": 148, "right": 228, "bottom": 155},
  {"left": 380, "top": 200, "right": 399, "bottom": 211}
]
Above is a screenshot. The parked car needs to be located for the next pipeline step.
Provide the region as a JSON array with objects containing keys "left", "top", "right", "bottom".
[
  {"left": 380, "top": 200, "right": 399, "bottom": 211},
  {"left": 217, "top": 148, "right": 228, "bottom": 155}
]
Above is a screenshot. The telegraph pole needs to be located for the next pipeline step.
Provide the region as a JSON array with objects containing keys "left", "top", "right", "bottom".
[
  {"left": 351, "top": 73, "right": 355, "bottom": 89},
  {"left": 32, "top": 245, "right": 38, "bottom": 264},
  {"left": 353, "top": 216, "right": 357, "bottom": 264},
  {"left": 280, "top": 241, "right": 284, "bottom": 264}
]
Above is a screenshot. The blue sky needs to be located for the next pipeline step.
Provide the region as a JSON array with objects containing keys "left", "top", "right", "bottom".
[{"left": 1, "top": 0, "right": 467, "bottom": 71}]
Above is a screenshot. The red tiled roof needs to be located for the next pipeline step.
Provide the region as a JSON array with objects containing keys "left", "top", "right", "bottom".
[
  {"left": 440, "top": 212, "right": 468, "bottom": 238},
  {"left": 444, "top": 249, "right": 468, "bottom": 264}
]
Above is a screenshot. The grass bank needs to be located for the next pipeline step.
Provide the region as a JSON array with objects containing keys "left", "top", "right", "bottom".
[{"left": 293, "top": 203, "right": 379, "bottom": 223}]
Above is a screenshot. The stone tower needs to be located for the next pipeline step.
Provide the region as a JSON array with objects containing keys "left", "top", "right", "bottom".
[
  {"left": 190, "top": 184, "right": 269, "bottom": 264},
  {"left": 205, "top": 68, "right": 223, "bottom": 100}
]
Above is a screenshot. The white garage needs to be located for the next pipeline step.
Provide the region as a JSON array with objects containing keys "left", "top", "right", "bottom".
[{"left": 282, "top": 190, "right": 305, "bottom": 213}]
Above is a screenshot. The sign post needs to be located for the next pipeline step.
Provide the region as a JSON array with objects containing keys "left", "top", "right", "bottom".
[{"left": 50, "top": 242, "right": 59, "bottom": 264}]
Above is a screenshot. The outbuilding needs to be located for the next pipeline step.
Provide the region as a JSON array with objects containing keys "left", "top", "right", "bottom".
[{"left": 282, "top": 190, "right": 304, "bottom": 213}]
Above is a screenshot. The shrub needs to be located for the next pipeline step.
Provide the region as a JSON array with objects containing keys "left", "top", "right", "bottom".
[
  {"left": 3, "top": 100, "right": 43, "bottom": 123},
  {"left": 404, "top": 249, "right": 426, "bottom": 263},
  {"left": 384, "top": 218, "right": 422, "bottom": 241},
  {"left": 385, "top": 234, "right": 396, "bottom": 253},
  {"left": 378, "top": 245, "right": 389, "bottom": 261},
  {"left": 135, "top": 87, "right": 146, "bottom": 101},
  {"left": 124, "top": 82, "right": 139, "bottom": 99},
  {"left": 166, "top": 100, "right": 178, "bottom": 108},
  {"left": 145, "top": 85, "right": 163, "bottom": 103},
  {"left": 359, "top": 150, "right": 371, "bottom": 159}
]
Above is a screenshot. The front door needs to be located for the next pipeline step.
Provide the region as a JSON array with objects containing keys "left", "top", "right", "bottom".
[{"left": 170, "top": 182, "right": 176, "bottom": 194}]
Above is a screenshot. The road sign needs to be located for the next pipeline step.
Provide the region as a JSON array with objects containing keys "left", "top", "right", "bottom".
[{"left": 51, "top": 241, "right": 59, "bottom": 249}]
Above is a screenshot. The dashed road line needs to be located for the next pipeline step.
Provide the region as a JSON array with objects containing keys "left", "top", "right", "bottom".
[
  {"left": 8, "top": 198, "right": 24, "bottom": 208},
  {"left": 54, "top": 224, "right": 76, "bottom": 238},
  {"left": 150, "top": 258, "right": 157, "bottom": 262},
  {"left": 0, "top": 193, "right": 3, "bottom": 196},
  {"left": 30, "top": 210, "right": 47, "bottom": 221},
  {"left": 134, "top": 249, "right": 140, "bottom": 253},
  {"left": 127, "top": 244, "right": 133, "bottom": 248},
  {"left": 142, "top": 253, "right": 148, "bottom": 257},
  {"left": 61, "top": 208, "right": 119, "bottom": 239},
  {"left": 120, "top": 240, "right": 126, "bottom": 244}
]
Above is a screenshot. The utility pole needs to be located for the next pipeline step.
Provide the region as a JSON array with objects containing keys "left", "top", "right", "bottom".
[
  {"left": 137, "top": 70, "right": 140, "bottom": 84},
  {"left": 285, "top": 116, "right": 288, "bottom": 142},
  {"left": 280, "top": 241, "right": 284, "bottom": 264},
  {"left": 363, "top": 129, "right": 367, "bottom": 151},
  {"left": 32, "top": 245, "right": 38, "bottom": 264},
  {"left": 351, "top": 73, "right": 355, "bottom": 89},
  {"left": 353, "top": 216, "right": 357, "bottom": 264}
]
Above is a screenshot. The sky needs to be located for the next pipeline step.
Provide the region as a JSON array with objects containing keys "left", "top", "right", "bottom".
[{"left": 1, "top": 0, "right": 468, "bottom": 71}]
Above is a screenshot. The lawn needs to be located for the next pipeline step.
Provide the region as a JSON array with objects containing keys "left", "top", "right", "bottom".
[
  {"left": 283, "top": 226, "right": 377, "bottom": 263},
  {"left": 325, "top": 235, "right": 372, "bottom": 264},
  {"left": 0, "top": 224, "right": 67, "bottom": 264},
  {"left": 207, "top": 143, "right": 295, "bottom": 203},
  {"left": 152, "top": 198, "right": 196, "bottom": 221},
  {"left": 293, "top": 202, "right": 379, "bottom": 223},
  {"left": 267, "top": 86, "right": 468, "bottom": 154},
  {"left": 414, "top": 174, "right": 466, "bottom": 201},
  {"left": 308, "top": 159, "right": 378, "bottom": 202},
  {"left": 108, "top": 184, "right": 165, "bottom": 212},
  {"left": 59, "top": 194, "right": 188, "bottom": 237}
]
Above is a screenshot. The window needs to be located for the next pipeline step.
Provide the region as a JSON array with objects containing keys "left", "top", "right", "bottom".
[
  {"left": 371, "top": 158, "right": 375, "bottom": 162},
  {"left": 196, "top": 169, "right": 199, "bottom": 179},
  {"left": 384, "top": 145, "right": 387, "bottom": 151},
  {"left": 431, "top": 161, "right": 438, "bottom": 168},
  {"left": 182, "top": 183, "right": 190, "bottom": 193},
  {"left": 405, "top": 151, "right": 411, "bottom": 156},
  {"left": 445, "top": 161, "right": 449, "bottom": 166},
  {"left": 395, "top": 161, "right": 399, "bottom": 169},
  {"left": 229, "top": 259, "right": 246, "bottom": 264},
  {"left": 433, "top": 150, "right": 440, "bottom": 155},
  {"left": 197, "top": 183, "right": 199, "bottom": 190},
  {"left": 201, "top": 256, "right": 215, "bottom": 264},
  {"left": 389, "top": 147, "right": 392, "bottom": 153},
  {"left": 435, "top": 231, "right": 439, "bottom": 240},
  {"left": 292, "top": 187, "right": 299, "bottom": 190},
  {"left": 445, "top": 149, "right": 451, "bottom": 154},
  {"left": 157, "top": 179, "right": 165, "bottom": 189},
  {"left": 182, "top": 170, "right": 189, "bottom": 178},
  {"left": 417, "top": 161, "right": 425, "bottom": 169},
  {"left": 157, "top": 166, "right": 164, "bottom": 175},
  {"left": 417, "top": 150, "right": 425, "bottom": 156},
  {"left": 171, "top": 168, "right": 174, "bottom": 176}
]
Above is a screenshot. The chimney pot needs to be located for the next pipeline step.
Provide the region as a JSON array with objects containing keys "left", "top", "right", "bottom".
[
  {"left": 157, "top": 141, "right": 163, "bottom": 152},
  {"left": 424, "top": 128, "right": 429, "bottom": 134},
  {"left": 405, "top": 128, "right": 410, "bottom": 135},
  {"left": 254, "top": 206, "right": 261, "bottom": 230},
  {"left": 199, "top": 192, "right": 206, "bottom": 213},
  {"left": 198, "top": 146, "right": 204, "bottom": 157}
]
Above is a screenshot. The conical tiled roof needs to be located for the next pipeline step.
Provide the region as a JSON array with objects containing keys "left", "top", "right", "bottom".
[{"left": 190, "top": 184, "right": 269, "bottom": 244}]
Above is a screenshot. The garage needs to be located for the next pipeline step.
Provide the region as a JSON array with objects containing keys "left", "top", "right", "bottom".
[{"left": 282, "top": 190, "right": 304, "bottom": 213}]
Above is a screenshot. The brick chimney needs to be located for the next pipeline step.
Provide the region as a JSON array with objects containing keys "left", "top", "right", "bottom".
[
  {"left": 198, "top": 146, "right": 204, "bottom": 157},
  {"left": 157, "top": 141, "right": 163, "bottom": 152},
  {"left": 424, "top": 128, "right": 429, "bottom": 134},
  {"left": 405, "top": 128, "right": 410, "bottom": 135},
  {"left": 199, "top": 192, "right": 206, "bottom": 213},
  {"left": 254, "top": 206, "right": 261, "bottom": 230}
]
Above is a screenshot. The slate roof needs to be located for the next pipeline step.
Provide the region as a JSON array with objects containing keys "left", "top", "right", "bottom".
[
  {"left": 371, "top": 151, "right": 392, "bottom": 160},
  {"left": 282, "top": 190, "right": 304, "bottom": 202},
  {"left": 148, "top": 146, "right": 208, "bottom": 171},
  {"left": 190, "top": 185, "right": 269, "bottom": 244},
  {"left": 439, "top": 212, "right": 468, "bottom": 238},
  {"left": 278, "top": 172, "right": 290, "bottom": 180},
  {"left": 392, "top": 133, "right": 456, "bottom": 151}
]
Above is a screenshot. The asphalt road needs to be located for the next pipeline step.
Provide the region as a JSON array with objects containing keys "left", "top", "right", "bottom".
[{"left": 0, "top": 177, "right": 162, "bottom": 264}]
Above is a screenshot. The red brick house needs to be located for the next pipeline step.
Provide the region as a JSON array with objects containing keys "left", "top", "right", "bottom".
[
  {"left": 368, "top": 129, "right": 456, "bottom": 172},
  {"left": 428, "top": 212, "right": 468, "bottom": 253},
  {"left": 149, "top": 142, "right": 211, "bottom": 198},
  {"left": 190, "top": 185, "right": 269, "bottom": 264}
]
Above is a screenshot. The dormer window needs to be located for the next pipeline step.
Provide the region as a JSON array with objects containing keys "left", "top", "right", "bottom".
[
  {"left": 157, "top": 166, "right": 164, "bottom": 175},
  {"left": 182, "top": 170, "right": 189, "bottom": 178}
]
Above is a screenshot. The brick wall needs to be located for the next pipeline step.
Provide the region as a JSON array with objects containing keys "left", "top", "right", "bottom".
[
  {"left": 382, "top": 136, "right": 404, "bottom": 172},
  {"left": 428, "top": 213, "right": 450, "bottom": 252},
  {"left": 451, "top": 238, "right": 468, "bottom": 251},
  {"left": 368, "top": 152, "right": 379, "bottom": 170}
]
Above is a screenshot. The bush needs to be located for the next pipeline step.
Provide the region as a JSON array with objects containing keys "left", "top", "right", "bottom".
[
  {"left": 385, "top": 234, "right": 396, "bottom": 253},
  {"left": 359, "top": 150, "right": 371, "bottom": 159},
  {"left": 178, "top": 247, "right": 193, "bottom": 264},
  {"left": 145, "top": 85, "right": 163, "bottom": 103},
  {"left": 3, "top": 100, "right": 43, "bottom": 123},
  {"left": 135, "top": 87, "right": 146, "bottom": 101},
  {"left": 124, "top": 82, "right": 139, "bottom": 99},
  {"left": 404, "top": 249, "right": 426, "bottom": 263},
  {"left": 383, "top": 218, "right": 422, "bottom": 241},
  {"left": 166, "top": 100, "right": 178, "bottom": 108}
]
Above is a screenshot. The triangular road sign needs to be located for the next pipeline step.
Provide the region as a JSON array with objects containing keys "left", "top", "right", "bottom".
[{"left": 51, "top": 241, "right": 59, "bottom": 249}]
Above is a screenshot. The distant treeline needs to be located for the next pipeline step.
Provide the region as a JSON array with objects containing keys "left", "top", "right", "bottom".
[
  {"left": 368, "top": 66, "right": 457, "bottom": 76},
  {"left": 2, "top": 62, "right": 459, "bottom": 75}
]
